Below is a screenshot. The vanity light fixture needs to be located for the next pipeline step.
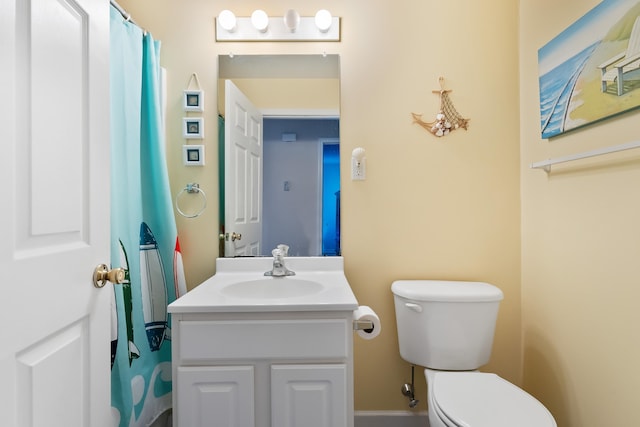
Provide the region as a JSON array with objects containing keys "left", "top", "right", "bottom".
[{"left": 215, "top": 9, "right": 340, "bottom": 41}]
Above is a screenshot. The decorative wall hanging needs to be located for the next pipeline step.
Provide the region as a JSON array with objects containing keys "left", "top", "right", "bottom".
[
  {"left": 184, "top": 90, "right": 203, "bottom": 112},
  {"left": 182, "top": 145, "right": 205, "bottom": 166},
  {"left": 538, "top": 0, "right": 640, "bottom": 139},
  {"left": 183, "top": 117, "right": 204, "bottom": 139},
  {"left": 412, "top": 77, "right": 469, "bottom": 137},
  {"left": 183, "top": 73, "right": 204, "bottom": 112}
]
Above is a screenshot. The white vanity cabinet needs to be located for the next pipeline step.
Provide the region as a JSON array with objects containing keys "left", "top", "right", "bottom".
[{"left": 171, "top": 311, "right": 354, "bottom": 427}]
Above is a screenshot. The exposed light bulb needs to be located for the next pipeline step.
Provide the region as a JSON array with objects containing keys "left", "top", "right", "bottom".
[
  {"left": 251, "top": 9, "right": 269, "bottom": 32},
  {"left": 315, "top": 9, "right": 332, "bottom": 32},
  {"left": 218, "top": 10, "right": 237, "bottom": 32},
  {"left": 283, "top": 9, "right": 300, "bottom": 32}
]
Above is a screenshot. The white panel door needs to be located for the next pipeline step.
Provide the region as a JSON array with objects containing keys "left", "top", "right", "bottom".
[
  {"left": 177, "top": 366, "right": 255, "bottom": 427},
  {"left": 271, "top": 364, "right": 348, "bottom": 427},
  {"left": 224, "top": 80, "right": 263, "bottom": 257},
  {"left": 0, "top": 0, "right": 111, "bottom": 426}
]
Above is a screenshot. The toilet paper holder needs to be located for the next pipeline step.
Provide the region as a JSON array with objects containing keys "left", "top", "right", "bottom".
[{"left": 353, "top": 320, "right": 374, "bottom": 331}]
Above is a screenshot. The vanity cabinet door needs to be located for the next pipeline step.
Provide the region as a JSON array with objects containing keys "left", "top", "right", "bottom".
[
  {"left": 271, "top": 364, "right": 347, "bottom": 427},
  {"left": 176, "top": 365, "right": 255, "bottom": 427}
]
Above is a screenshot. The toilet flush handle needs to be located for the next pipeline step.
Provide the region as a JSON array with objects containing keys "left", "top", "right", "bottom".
[{"left": 405, "top": 302, "right": 422, "bottom": 313}]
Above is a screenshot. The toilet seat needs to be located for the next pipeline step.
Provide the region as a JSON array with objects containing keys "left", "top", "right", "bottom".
[
  {"left": 431, "top": 372, "right": 556, "bottom": 427},
  {"left": 429, "top": 391, "right": 462, "bottom": 427}
]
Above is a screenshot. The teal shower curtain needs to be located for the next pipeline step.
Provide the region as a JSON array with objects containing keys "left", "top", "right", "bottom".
[{"left": 110, "top": 7, "right": 186, "bottom": 426}]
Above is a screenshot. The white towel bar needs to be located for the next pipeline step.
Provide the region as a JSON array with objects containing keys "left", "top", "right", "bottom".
[{"left": 531, "top": 141, "right": 640, "bottom": 173}]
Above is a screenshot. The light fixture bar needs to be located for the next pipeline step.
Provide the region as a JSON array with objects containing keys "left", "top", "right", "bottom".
[{"left": 216, "top": 16, "right": 340, "bottom": 41}]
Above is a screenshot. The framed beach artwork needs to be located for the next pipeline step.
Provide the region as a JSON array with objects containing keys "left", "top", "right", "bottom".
[
  {"left": 182, "top": 117, "right": 204, "bottom": 139},
  {"left": 183, "top": 90, "right": 204, "bottom": 112},
  {"left": 538, "top": 0, "right": 640, "bottom": 139}
]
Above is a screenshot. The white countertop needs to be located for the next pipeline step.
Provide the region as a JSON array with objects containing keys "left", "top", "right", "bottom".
[{"left": 168, "top": 256, "right": 359, "bottom": 313}]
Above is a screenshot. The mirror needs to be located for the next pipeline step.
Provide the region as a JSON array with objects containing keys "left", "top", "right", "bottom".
[{"left": 218, "top": 54, "right": 340, "bottom": 257}]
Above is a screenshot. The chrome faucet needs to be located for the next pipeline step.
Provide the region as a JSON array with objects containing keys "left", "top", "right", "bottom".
[{"left": 264, "top": 244, "right": 295, "bottom": 277}]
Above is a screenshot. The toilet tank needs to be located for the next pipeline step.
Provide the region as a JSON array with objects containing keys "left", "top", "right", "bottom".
[{"left": 392, "top": 280, "right": 503, "bottom": 371}]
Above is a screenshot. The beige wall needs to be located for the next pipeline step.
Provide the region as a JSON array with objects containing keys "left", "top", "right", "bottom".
[
  {"left": 119, "top": 0, "right": 521, "bottom": 412},
  {"left": 217, "top": 78, "right": 340, "bottom": 116},
  {"left": 520, "top": 0, "right": 640, "bottom": 426}
]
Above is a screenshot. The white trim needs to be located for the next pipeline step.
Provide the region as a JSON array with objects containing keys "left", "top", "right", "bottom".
[{"left": 262, "top": 108, "right": 339, "bottom": 118}]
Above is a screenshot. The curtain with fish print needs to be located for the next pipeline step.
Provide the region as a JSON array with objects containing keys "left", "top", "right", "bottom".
[{"left": 110, "top": 6, "right": 187, "bottom": 426}]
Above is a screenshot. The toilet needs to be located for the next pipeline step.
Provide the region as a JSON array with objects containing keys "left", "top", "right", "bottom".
[{"left": 392, "top": 280, "right": 556, "bottom": 427}]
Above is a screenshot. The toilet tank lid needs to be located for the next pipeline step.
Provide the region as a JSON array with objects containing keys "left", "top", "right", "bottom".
[{"left": 391, "top": 280, "right": 504, "bottom": 302}]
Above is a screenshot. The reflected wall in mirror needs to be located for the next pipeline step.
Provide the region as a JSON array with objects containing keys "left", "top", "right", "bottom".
[{"left": 218, "top": 54, "right": 340, "bottom": 257}]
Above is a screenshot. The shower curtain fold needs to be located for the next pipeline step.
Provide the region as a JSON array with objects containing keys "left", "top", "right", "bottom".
[{"left": 110, "top": 6, "right": 184, "bottom": 426}]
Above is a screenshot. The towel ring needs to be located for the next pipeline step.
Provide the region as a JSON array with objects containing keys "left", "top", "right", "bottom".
[{"left": 175, "top": 183, "right": 207, "bottom": 218}]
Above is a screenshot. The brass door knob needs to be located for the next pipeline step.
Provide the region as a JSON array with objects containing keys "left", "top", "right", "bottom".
[
  {"left": 93, "top": 264, "right": 125, "bottom": 288},
  {"left": 220, "top": 232, "right": 242, "bottom": 242}
]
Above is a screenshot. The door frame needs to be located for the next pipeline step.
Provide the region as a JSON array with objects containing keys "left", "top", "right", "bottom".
[
  {"left": 319, "top": 137, "right": 340, "bottom": 256},
  {"left": 262, "top": 110, "right": 339, "bottom": 257}
]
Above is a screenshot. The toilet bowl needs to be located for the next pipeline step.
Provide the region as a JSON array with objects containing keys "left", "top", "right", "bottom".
[
  {"left": 425, "top": 369, "right": 556, "bottom": 427},
  {"left": 391, "top": 280, "right": 556, "bottom": 427}
]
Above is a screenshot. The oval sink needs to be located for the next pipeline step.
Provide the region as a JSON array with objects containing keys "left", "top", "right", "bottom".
[{"left": 220, "top": 278, "right": 324, "bottom": 299}]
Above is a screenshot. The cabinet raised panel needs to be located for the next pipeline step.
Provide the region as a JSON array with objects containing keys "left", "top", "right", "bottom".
[
  {"left": 177, "top": 366, "right": 255, "bottom": 427},
  {"left": 271, "top": 364, "right": 347, "bottom": 427}
]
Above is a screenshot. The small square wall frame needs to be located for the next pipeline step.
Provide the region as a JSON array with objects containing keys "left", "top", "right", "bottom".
[
  {"left": 183, "top": 90, "right": 204, "bottom": 112},
  {"left": 183, "top": 145, "right": 205, "bottom": 166},
  {"left": 183, "top": 117, "right": 204, "bottom": 139}
]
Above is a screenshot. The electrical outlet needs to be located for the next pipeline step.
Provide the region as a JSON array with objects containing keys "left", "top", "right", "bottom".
[{"left": 351, "top": 158, "right": 366, "bottom": 180}]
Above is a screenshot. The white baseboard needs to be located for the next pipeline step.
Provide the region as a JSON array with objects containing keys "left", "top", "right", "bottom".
[{"left": 354, "top": 411, "right": 429, "bottom": 427}]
